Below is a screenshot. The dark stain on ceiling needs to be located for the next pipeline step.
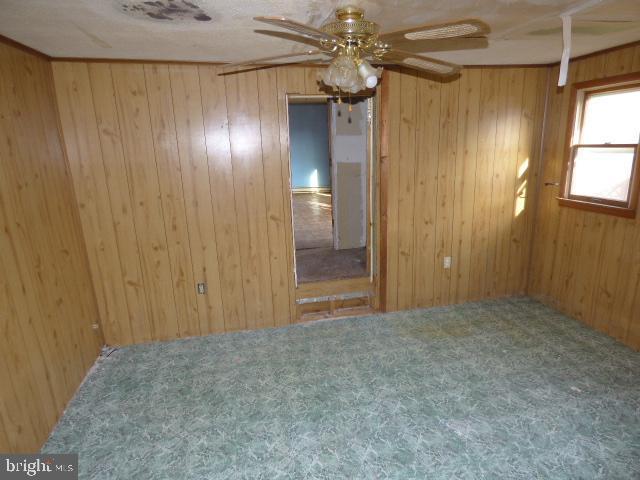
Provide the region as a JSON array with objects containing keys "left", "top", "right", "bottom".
[{"left": 120, "top": 0, "right": 212, "bottom": 22}]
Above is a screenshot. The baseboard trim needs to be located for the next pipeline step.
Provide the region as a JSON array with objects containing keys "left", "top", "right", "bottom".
[{"left": 292, "top": 187, "right": 331, "bottom": 194}]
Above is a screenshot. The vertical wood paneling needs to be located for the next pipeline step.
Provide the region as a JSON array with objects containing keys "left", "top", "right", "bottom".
[
  {"left": 507, "top": 68, "right": 547, "bottom": 293},
  {"left": 412, "top": 75, "right": 440, "bottom": 307},
  {"left": 433, "top": 79, "right": 459, "bottom": 305},
  {"left": 275, "top": 67, "right": 299, "bottom": 321},
  {"left": 257, "top": 68, "right": 292, "bottom": 327},
  {"left": 489, "top": 68, "right": 524, "bottom": 298},
  {"left": 52, "top": 62, "right": 132, "bottom": 344},
  {"left": 396, "top": 69, "right": 418, "bottom": 310},
  {"left": 87, "top": 63, "right": 152, "bottom": 343},
  {"left": 224, "top": 70, "right": 275, "bottom": 329},
  {"left": 169, "top": 65, "right": 225, "bottom": 334},
  {"left": 450, "top": 69, "right": 481, "bottom": 302},
  {"left": 3, "top": 57, "right": 94, "bottom": 382},
  {"left": 51, "top": 61, "right": 548, "bottom": 348},
  {"left": 0, "top": 42, "right": 102, "bottom": 452},
  {"left": 111, "top": 64, "right": 180, "bottom": 341},
  {"left": 382, "top": 69, "right": 402, "bottom": 311},
  {"left": 529, "top": 43, "right": 640, "bottom": 350},
  {"left": 144, "top": 64, "right": 200, "bottom": 337},
  {"left": 383, "top": 66, "right": 547, "bottom": 310},
  {"left": 54, "top": 61, "right": 309, "bottom": 343},
  {"left": 198, "top": 65, "right": 247, "bottom": 332},
  {"left": 469, "top": 69, "right": 500, "bottom": 300}
]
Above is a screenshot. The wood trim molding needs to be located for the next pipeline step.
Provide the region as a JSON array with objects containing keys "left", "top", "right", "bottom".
[
  {"left": 291, "top": 187, "right": 331, "bottom": 194},
  {"left": 571, "top": 71, "right": 640, "bottom": 91},
  {"left": 377, "top": 69, "right": 391, "bottom": 312},
  {"left": 296, "top": 276, "right": 372, "bottom": 300},
  {"left": 558, "top": 197, "right": 637, "bottom": 218},
  {"left": 548, "top": 39, "right": 640, "bottom": 67}
]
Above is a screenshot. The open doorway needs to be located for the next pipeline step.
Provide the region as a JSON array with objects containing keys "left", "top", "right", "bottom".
[{"left": 288, "top": 95, "right": 373, "bottom": 285}]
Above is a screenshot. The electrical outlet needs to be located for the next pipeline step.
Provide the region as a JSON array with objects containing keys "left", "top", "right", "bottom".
[
  {"left": 197, "top": 282, "right": 207, "bottom": 295},
  {"left": 443, "top": 256, "right": 452, "bottom": 269}
]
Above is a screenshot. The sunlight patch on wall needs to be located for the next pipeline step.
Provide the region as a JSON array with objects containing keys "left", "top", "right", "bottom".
[
  {"left": 518, "top": 158, "right": 529, "bottom": 179},
  {"left": 309, "top": 169, "right": 319, "bottom": 188},
  {"left": 515, "top": 157, "right": 529, "bottom": 217}
]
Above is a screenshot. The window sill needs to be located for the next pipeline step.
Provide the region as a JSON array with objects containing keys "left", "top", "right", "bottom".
[{"left": 557, "top": 197, "right": 636, "bottom": 218}]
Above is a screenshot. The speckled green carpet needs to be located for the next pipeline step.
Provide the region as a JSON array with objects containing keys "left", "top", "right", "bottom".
[{"left": 43, "top": 297, "right": 640, "bottom": 479}]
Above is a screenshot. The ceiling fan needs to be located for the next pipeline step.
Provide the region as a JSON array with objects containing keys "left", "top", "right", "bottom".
[{"left": 224, "top": 6, "right": 490, "bottom": 94}]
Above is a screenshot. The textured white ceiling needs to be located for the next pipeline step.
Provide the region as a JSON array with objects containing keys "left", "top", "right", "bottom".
[{"left": 0, "top": 0, "right": 639, "bottom": 65}]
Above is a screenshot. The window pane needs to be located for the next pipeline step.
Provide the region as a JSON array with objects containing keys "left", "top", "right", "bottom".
[
  {"left": 580, "top": 88, "right": 640, "bottom": 144},
  {"left": 570, "top": 147, "right": 635, "bottom": 201}
]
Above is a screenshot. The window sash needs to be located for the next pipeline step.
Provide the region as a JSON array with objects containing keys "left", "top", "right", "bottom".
[
  {"left": 566, "top": 144, "right": 639, "bottom": 207},
  {"left": 579, "top": 87, "right": 640, "bottom": 145}
]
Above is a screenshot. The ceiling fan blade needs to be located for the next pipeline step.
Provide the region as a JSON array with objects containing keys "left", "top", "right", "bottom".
[
  {"left": 378, "top": 19, "right": 489, "bottom": 45},
  {"left": 254, "top": 29, "right": 323, "bottom": 49},
  {"left": 383, "top": 50, "right": 461, "bottom": 76},
  {"left": 254, "top": 16, "right": 342, "bottom": 43},
  {"left": 224, "top": 49, "right": 325, "bottom": 69},
  {"left": 381, "top": 36, "right": 489, "bottom": 54}
]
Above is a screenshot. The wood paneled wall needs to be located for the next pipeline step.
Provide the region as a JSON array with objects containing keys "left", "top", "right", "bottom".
[
  {"left": 0, "top": 42, "right": 102, "bottom": 452},
  {"left": 529, "top": 44, "right": 640, "bottom": 350},
  {"left": 52, "top": 62, "right": 333, "bottom": 345},
  {"left": 381, "top": 67, "right": 548, "bottom": 311},
  {"left": 53, "top": 62, "right": 549, "bottom": 346}
]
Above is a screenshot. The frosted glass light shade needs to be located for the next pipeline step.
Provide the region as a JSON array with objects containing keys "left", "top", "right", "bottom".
[
  {"left": 358, "top": 59, "right": 379, "bottom": 88},
  {"left": 320, "top": 56, "right": 382, "bottom": 93}
]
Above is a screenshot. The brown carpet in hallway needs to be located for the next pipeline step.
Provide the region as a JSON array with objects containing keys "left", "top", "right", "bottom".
[{"left": 296, "top": 247, "right": 367, "bottom": 283}]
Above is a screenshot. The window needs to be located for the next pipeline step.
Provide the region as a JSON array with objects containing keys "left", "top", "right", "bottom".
[{"left": 560, "top": 73, "right": 640, "bottom": 218}]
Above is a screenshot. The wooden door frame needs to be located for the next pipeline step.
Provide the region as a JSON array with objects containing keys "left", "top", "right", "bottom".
[
  {"left": 377, "top": 72, "right": 390, "bottom": 312},
  {"left": 285, "top": 93, "right": 382, "bottom": 313}
]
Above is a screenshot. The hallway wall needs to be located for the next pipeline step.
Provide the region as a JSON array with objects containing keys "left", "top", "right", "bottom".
[{"left": 289, "top": 103, "right": 331, "bottom": 189}]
